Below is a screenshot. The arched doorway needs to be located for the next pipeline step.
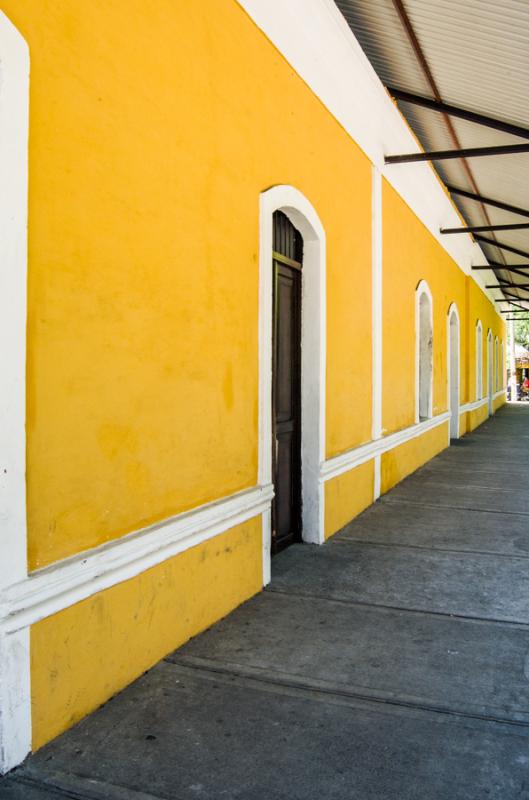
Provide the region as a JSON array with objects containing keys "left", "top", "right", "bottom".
[
  {"left": 448, "top": 304, "right": 460, "bottom": 439},
  {"left": 259, "top": 185, "right": 326, "bottom": 582}
]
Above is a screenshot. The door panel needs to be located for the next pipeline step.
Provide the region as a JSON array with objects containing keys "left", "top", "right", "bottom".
[{"left": 272, "top": 212, "right": 302, "bottom": 554}]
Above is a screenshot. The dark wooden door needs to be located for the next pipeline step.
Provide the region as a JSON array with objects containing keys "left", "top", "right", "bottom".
[{"left": 272, "top": 211, "right": 302, "bottom": 554}]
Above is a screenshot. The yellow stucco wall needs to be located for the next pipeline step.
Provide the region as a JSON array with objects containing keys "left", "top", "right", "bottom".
[
  {"left": 465, "top": 277, "right": 506, "bottom": 430},
  {"left": 380, "top": 182, "right": 505, "bottom": 474},
  {"left": 381, "top": 423, "right": 449, "bottom": 495},
  {"left": 493, "top": 392, "right": 506, "bottom": 412},
  {"left": 382, "top": 181, "right": 468, "bottom": 435},
  {"left": 31, "top": 516, "right": 262, "bottom": 749},
  {"left": 3, "top": 0, "right": 372, "bottom": 570},
  {"left": 324, "top": 460, "right": 374, "bottom": 539}
]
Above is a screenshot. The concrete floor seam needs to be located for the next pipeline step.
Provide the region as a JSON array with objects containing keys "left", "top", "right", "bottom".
[
  {"left": 380, "top": 498, "right": 529, "bottom": 517},
  {"left": 265, "top": 586, "right": 529, "bottom": 629},
  {"left": 333, "top": 537, "right": 529, "bottom": 561},
  {"left": 7, "top": 773, "right": 177, "bottom": 800},
  {"left": 165, "top": 655, "right": 529, "bottom": 731}
]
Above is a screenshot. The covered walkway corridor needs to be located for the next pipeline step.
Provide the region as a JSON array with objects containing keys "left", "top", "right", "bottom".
[{"left": 3, "top": 404, "right": 529, "bottom": 799}]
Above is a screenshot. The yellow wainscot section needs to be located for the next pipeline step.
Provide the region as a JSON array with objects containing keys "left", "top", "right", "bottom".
[
  {"left": 30, "top": 517, "right": 262, "bottom": 750},
  {"left": 458, "top": 412, "right": 469, "bottom": 438},
  {"left": 324, "top": 460, "right": 374, "bottom": 539},
  {"left": 494, "top": 392, "right": 506, "bottom": 413},
  {"left": 468, "top": 404, "right": 489, "bottom": 432},
  {"left": 381, "top": 423, "right": 449, "bottom": 496}
]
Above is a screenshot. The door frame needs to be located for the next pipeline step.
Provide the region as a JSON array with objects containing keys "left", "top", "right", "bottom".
[
  {"left": 259, "top": 185, "right": 326, "bottom": 584},
  {"left": 447, "top": 303, "right": 460, "bottom": 440}
]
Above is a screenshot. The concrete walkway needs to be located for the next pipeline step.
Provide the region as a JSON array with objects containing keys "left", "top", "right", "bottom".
[{"left": 3, "top": 404, "right": 529, "bottom": 799}]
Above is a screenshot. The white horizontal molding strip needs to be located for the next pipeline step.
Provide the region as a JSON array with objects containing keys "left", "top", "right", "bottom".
[
  {"left": 459, "top": 398, "right": 489, "bottom": 414},
  {"left": 321, "top": 411, "right": 450, "bottom": 483},
  {"left": 493, "top": 388, "right": 506, "bottom": 400},
  {"left": 0, "top": 484, "right": 273, "bottom": 634}
]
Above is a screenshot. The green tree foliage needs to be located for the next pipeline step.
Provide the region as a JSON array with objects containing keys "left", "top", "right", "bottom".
[{"left": 515, "top": 319, "right": 529, "bottom": 346}]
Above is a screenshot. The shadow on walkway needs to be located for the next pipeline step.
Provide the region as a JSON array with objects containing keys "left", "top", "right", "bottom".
[{"left": 3, "top": 404, "right": 529, "bottom": 799}]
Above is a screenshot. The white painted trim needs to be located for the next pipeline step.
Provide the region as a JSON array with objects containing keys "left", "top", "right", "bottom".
[
  {"left": 459, "top": 397, "right": 488, "bottom": 414},
  {"left": 321, "top": 411, "right": 450, "bottom": 483},
  {"left": 0, "top": 12, "right": 30, "bottom": 774},
  {"left": 373, "top": 454, "right": 381, "bottom": 500},
  {"left": 415, "top": 280, "right": 434, "bottom": 424},
  {"left": 371, "top": 167, "right": 383, "bottom": 499},
  {"left": 235, "top": 0, "right": 503, "bottom": 313},
  {"left": 0, "top": 484, "right": 274, "bottom": 636},
  {"left": 494, "top": 336, "right": 499, "bottom": 392},
  {"left": 261, "top": 507, "right": 272, "bottom": 587},
  {"left": 259, "top": 185, "right": 326, "bottom": 584},
  {"left": 459, "top": 389, "right": 504, "bottom": 416},
  {"left": 476, "top": 319, "right": 483, "bottom": 400},
  {"left": 447, "top": 303, "right": 460, "bottom": 441}
]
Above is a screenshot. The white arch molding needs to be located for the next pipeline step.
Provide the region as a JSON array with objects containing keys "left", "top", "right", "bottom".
[
  {"left": 476, "top": 320, "right": 483, "bottom": 400},
  {"left": 415, "top": 280, "right": 433, "bottom": 423},
  {"left": 0, "top": 11, "right": 30, "bottom": 773},
  {"left": 259, "top": 185, "right": 326, "bottom": 584},
  {"left": 494, "top": 336, "right": 499, "bottom": 391},
  {"left": 487, "top": 329, "right": 493, "bottom": 415},
  {"left": 447, "top": 303, "right": 460, "bottom": 440}
]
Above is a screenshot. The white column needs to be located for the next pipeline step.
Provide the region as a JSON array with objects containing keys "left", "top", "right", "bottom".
[{"left": 0, "top": 11, "right": 31, "bottom": 773}]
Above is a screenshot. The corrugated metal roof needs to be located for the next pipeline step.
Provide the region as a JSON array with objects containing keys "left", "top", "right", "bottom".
[{"left": 335, "top": 0, "right": 529, "bottom": 307}]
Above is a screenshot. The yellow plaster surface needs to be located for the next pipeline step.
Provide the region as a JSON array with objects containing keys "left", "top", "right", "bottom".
[
  {"left": 30, "top": 517, "right": 262, "bottom": 750},
  {"left": 466, "top": 278, "right": 506, "bottom": 406},
  {"left": 324, "top": 460, "right": 374, "bottom": 539},
  {"left": 2, "top": 0, "right": 372, "bottom": 568},
  {"left": 381, "top": 424, "right": 449, "bottom": 495},
  {"left": 382, "top": 182, "right": 467, "bottom": 435},
  {"left": 468, "top": 404, "right": 490, "bottom": 431},
  {"left": 493, "top": 394, "right": 506, "bottom": 412}
]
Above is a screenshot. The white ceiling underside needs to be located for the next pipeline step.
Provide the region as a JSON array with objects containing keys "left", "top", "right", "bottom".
[{"left": 335, "top": 0, "right": 529, "bottom": 311}]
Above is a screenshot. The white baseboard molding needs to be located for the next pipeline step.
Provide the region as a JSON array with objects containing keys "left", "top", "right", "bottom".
[
  {"left": 0, "top": 484, "right": 273, "bottom": 634},
  {"left": 321, "top": 411, "right": 450, "bottom": 483},
  {"left": 459, "top": 398, "right": 488, "bottom": 413},
  {"left": 459, "top": 389, "right": 505, "bottom": 414}
]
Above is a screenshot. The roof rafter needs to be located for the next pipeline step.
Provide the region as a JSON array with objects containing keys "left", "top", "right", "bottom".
[
  {"left": 486, "top": 284, "right": 529, "bottom": 290},
  {"left": 445, "top": 186, "right": 529, "bottom": 220},
  {"left": 388, "top": 0, "right": 510, "bottom": 273},
  {"left": 385, "top": 143, "right": 529, "bottom": 164},
  {"left": 386, "top": 87, "right": 529, "bottom": 141},
  {"left": 474, "top": 237, "right": 529, "bottom": 259},
  {"left": 441, "top": 222, "right": 529, "bottom": 234}
]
